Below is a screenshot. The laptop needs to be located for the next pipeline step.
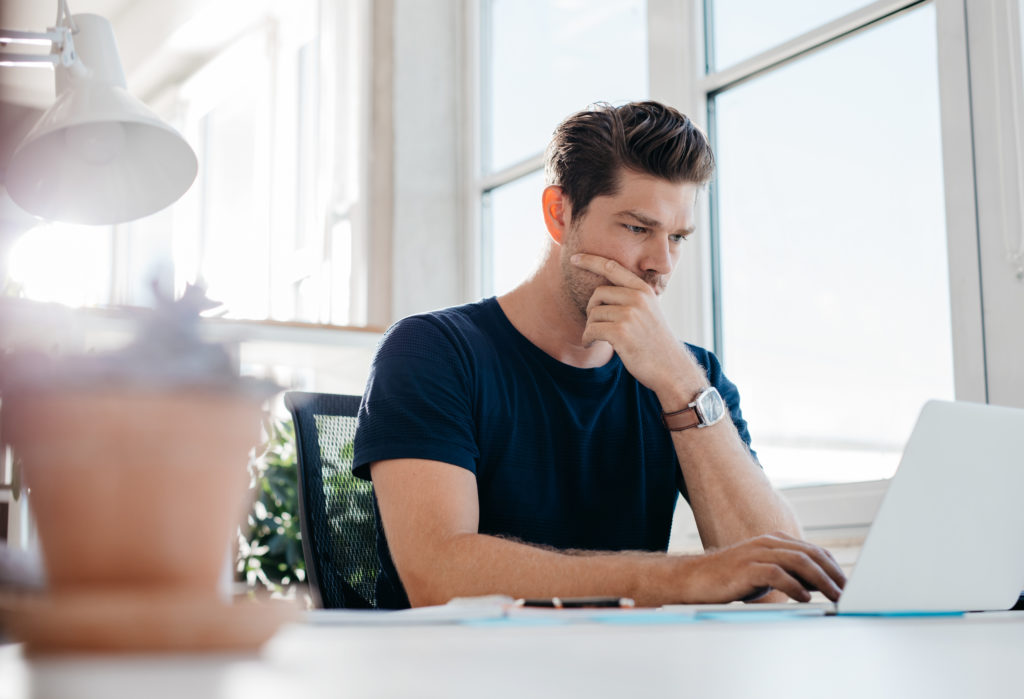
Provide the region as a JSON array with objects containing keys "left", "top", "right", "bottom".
[{"left": 666, "top": 399, "right": 1024, "bottom": 616}]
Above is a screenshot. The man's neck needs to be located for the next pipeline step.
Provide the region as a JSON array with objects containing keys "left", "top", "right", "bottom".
[{"left": 496, "top": 261, "right": 614, "bottom": 369}]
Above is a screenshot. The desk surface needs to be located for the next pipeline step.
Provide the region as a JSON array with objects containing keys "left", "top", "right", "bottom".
[{"left": 3, "top": 611, "right": 1024, "bottom": 699}]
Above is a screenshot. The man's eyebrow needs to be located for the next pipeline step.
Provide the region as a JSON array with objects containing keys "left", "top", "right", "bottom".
[
  {"left": 616, "top": 209, "right": 660, "bottom": 227},
  {"left": 616, "top": 209, "right": 696, "bottom": 235}
]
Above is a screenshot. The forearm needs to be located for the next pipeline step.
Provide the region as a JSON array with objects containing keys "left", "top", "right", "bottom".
[
  {"left": 401, "top": 527, "right": 845, "bottom": 608},
  {"left": 400, "top": 531, "right": 691, "bottom": 608},
  {"left": 656, "top": 377, "right": 800, "bottom": 549},
  {"left": 672, "top": 420, "right": 800, "bottom": 548}
]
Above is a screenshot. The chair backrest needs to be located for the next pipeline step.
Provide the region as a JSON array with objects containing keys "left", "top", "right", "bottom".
[{"left": 284, "top": 391, "right": 377, "bottom": 609}]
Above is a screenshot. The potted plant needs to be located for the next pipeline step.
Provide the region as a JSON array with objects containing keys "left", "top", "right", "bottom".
[{"left": 0, "top": 285, "right": 296, "bottom": 653}]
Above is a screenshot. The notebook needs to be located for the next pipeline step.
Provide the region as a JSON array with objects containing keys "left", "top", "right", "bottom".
[{"left": 665, "top": 400, "right": 1024, "bottom": 616}]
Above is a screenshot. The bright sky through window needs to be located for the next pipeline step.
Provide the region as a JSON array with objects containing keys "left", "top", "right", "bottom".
[
  {"left": 713, "top": 4, "right": 953, "bottom": 486},
  {"left": 485, "top": 0, "right": 648, "bottom": 173},
  {"left": 484, "top": 170, "right": 548, "bottom": 296}
]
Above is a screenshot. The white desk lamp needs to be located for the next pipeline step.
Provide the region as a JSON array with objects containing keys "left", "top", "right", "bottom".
[{"left": 0, "top": 0, "right": 198, "bottom": 225}]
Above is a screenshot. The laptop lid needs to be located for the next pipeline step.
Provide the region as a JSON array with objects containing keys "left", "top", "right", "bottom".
[{"left": 838, "top": 400, "right": 1024, "bottom": 614}]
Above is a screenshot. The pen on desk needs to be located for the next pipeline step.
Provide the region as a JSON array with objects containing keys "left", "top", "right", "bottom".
[{"left": 515, "top": 596, "right": 636, "bottom": 609}]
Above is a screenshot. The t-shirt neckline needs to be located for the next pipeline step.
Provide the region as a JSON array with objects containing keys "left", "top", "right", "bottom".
[{"left": 482, "top": 296, "right": 623, "bottom": 382}]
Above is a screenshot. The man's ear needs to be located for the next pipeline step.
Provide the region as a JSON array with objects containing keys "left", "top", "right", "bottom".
[{"left": 542, "top": 185, "right": 569, "bottom": 245}]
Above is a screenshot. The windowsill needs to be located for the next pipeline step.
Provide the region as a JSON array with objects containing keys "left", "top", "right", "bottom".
[
  {"left": 0, "top": 297, "right": 385, "bottom": 352},
  {"left": 0, "top": 297, "right": 384, "bottom": 397}
]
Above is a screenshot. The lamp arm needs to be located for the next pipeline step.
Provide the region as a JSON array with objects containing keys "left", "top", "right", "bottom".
[
  {"left": 0, "top": 28, "right": 65, "bottom": 46},
  {"left": 56, "top": 0, "right": 80, "bottom": 34},
  {"left": 0, "top": 25, "right": 77, "bottom": 68}
]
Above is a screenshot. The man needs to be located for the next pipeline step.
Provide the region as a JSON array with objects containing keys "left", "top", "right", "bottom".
[{"left": 353, "top": 101, "right": 845, "bottom": 609}]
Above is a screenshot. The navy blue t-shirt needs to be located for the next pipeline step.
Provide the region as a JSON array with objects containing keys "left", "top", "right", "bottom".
[{"left": 353, "top": 297, "right": 755, "bottom": 609}]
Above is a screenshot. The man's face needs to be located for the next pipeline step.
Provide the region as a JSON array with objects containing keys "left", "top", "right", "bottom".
[{"left": 560, "top": 170, "right": 699, "bottom": 318}]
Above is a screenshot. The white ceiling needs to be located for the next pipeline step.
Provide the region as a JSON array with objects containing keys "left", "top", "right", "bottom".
[{"left": 2, "top": 0, "right": 136, "bottom": 28}]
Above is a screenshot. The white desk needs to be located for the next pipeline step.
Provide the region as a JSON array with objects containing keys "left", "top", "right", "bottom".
[{"left": 3, "top": 612, "right": 1024, "bottom": 699}]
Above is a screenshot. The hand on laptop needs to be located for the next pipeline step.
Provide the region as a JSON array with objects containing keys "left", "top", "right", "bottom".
[{"left": 685, "top": 533, "right": 846, "bottom": 603}]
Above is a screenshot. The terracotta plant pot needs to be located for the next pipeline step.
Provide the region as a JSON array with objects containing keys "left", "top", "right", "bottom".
[{"left": 4, "top": 388, "right": 263, "bottom": 595}]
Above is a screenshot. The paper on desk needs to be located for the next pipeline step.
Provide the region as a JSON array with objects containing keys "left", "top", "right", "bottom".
[
  {"left": 305, "top": 596, "right": 512, "bottom": 626},
  {"left": 305, "top": 596, "right": 666, "bottom": 626},
  {"left": 661, "top": 602, "right": 831, "bottom": 617}
]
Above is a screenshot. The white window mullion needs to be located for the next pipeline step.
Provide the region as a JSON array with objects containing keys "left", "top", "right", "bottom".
[
  {"left": 963, "top": 0, "right": 1024, "bottom": 408},
  {"left": 648, "top": 0, "right": 714, "bottom": 348},
  {"left": 478, "top": 153, "right": 546, "bottom": 194},
  {"left": 934, "top": 0, "right": 988, "bottom": 404}
]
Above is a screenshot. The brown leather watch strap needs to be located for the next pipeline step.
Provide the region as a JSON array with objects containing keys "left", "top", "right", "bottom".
[{"left": 662, "top": 405, "right": 701, "bottom": 431}]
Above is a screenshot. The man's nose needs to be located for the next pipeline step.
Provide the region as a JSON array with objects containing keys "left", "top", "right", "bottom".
[{"left": 641, "top": 236, "right": 674, "bottom": 276}]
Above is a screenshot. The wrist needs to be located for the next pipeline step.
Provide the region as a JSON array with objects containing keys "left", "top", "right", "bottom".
[
  {"left": 655, "top": 377, "right": 710, "bottom": 414},
  {"left": 661, "top": 554, "right": 704, "bottom": 605},
  {"left": 652, "top": 345, "right": 711, "bottom": 411}
]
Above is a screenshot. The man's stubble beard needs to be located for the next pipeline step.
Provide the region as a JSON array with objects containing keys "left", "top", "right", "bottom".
[{"left": 560, "top": 225, "right": 600, "bottom": 321}]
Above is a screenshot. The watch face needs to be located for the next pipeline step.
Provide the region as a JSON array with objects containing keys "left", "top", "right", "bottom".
[{"left": 696, "top": 388, "right": 726, "bottom": 426}]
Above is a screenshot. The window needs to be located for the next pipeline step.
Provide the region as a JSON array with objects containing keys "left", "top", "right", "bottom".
[
  {"left": 5, "top": 0, "right": 369, "bottom": 328},
  {"left": 175, "top": 32, "right": 274, "bottom": 320},
  {"left": 478, "top": 0, "right": 649, "bottom": 296},
  {"left": 630, "top": 0, "right": 1024, "bottom": 499},
  {"left": 708, "top": 4, "right": 953, "bottom": 486},
  {"left": 172, "top": 2, "right": 367, "bottom": 326},
  {"left": 482, "top": 170, "right": 548, "bottom": 296}
]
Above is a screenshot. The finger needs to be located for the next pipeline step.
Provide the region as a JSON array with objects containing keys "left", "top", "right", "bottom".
[
  {"left": 580, "top": 320, "right": 616, "bottom": 348},
  {"left": 764, "top": 532, "right": 842, "bottom": 569},
  {"left": 758, "top": 535, "right": 847, "bottom": 590},
  {"left": 751, "top": 563, "right": 813, "bottom": 603},
  {"left": 771, "top": 550, "right": 843, "bottom": 602},
  {"left": 585, "top": 285, "right": 644, "bottom": 315},
  {"left": 585, "top": 304, "right": 628, "bottom": 324},
  {"left": 739, "top": 586, "right": 772, "bottom": 603},
  {"left": 802, "top": 547, "right": 846, "bottom": 590},
  {"left": 570, "top": 253, "right": 648, "bottom": 291}
]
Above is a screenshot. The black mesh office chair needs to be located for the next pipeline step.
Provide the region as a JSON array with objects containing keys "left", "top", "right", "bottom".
[{"left": 284, "top": 391, "right": 378, "bottom": 609}]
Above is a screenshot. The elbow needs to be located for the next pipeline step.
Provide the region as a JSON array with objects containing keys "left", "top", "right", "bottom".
[
  {"left": 401, "top": 570, "right": 450, "bottom": 608},
  {"left": 777, "top": 495, "right": 803, "bottom": 539},
  {"left": 392, "top": 533, "right": 473, "bottom": 608}
]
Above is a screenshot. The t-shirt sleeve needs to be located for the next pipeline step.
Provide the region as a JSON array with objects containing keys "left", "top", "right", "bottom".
[
  {"left": 685, "top": 343, "right": 759, "bottom": 464},
  {"left": 352, "top": 316, "right": 480, "bottom": 481}
]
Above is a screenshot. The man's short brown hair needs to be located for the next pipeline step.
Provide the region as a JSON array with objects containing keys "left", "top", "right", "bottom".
[{"left": 544, "top": 101, "right": 715, "bottom": 223}]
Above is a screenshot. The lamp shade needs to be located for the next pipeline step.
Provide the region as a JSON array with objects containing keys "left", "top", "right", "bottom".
[{"left": 5, "top": 14, "right": 198, "bottom": 225}]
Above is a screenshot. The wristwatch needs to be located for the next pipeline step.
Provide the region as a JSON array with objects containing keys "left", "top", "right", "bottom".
[{"left": 661, "top": 387, "right": 726, "bottom": 432}]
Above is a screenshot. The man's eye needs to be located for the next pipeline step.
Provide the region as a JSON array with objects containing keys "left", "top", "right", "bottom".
[
  {"left": 625, "top": 224, "right": 647, "bottom": 234},
  {"left": 670, "top": 234, "right": 689, "bottom": 244}
]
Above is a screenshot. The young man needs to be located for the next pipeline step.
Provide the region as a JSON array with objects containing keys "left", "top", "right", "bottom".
[{"left": 353, "top": 101, "right": 845, "bottom": 609}]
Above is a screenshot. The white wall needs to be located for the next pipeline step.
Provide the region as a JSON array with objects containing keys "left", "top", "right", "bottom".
[{"left": 390, "top": 0, "right": 468, "bottom": 321}]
